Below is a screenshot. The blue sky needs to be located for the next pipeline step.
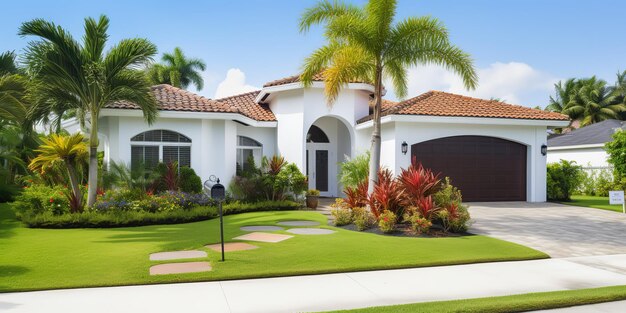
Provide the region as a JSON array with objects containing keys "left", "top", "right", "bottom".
[{"left": 1, "top": 0, "right": 624, "bottom": 107}]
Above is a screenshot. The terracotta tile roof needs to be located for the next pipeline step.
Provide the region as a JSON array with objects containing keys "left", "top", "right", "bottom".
[
  {"left": 263, "top": 73, "right": 367, "bottom": 88},
  {"left": 368, "top": 99, "right": 399, "bottom": 114},
  {"left": 215, "top": 90, "right": 276, "bottom": 122},
  {"left": 106, "top": 84, "right": 237, "bottom": 114},
  {"left": 106, "top": 85, "right": 276, "bottom": 122},
  {"left": 357, "top": 91, "right": 569, "bottom": 123}
]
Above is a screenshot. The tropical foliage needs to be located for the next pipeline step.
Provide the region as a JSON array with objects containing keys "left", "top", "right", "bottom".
[
  {"left": 229, "top": 155, "right": 307, "bottom": 202},
  {"left": 20, "top": 15, "right": 159, "bottom": 207},
  {"left": 546, "top": 160, "right": 584, "bottom": 201},
  {"left": 146, "top": 47, "right": 206, "bottom": 90},
  {"left": 546, "top": 71, "right": 626, "bottom": 130},
  {"left": 28, "top": 133, "right": 88, "bottom": 212},
  {"left": 336, "top": 159, "right": 469, "bottom": 235},
  {"left": 299, "top": 0, "right": 477, "bottom": 195}
]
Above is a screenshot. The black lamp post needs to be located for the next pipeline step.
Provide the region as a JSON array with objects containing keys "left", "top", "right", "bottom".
[
  {"left": 401, "top": 141, "right": 408, "bottom": 155},
  {"left": 541, "top": 144, "right": 548, "bottom": 156},
  {"left": 210, "top": 177, "right": 226, "bottom": 262}
]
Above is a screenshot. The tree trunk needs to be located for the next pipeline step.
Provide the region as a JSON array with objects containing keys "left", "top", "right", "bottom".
[
  {"left": 367, "top": 65, "right": 384, "bottom": 196},
  {"left": 65, "top": 162, "right": 83, "bottom": 212},
  {"left": 86, "top": 112, "right": 99, "bottom": 207}
]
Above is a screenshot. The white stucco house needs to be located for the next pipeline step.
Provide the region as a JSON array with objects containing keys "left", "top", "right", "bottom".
[
  {"left": 95, "top": 74, "right": 569, "bottom": 202},
  {"left": 547, "top": 119, "right": 626, "bottom": 171}
]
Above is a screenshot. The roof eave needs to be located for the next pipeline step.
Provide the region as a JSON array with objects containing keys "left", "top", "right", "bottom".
[
  {"left": 100, "top": 108, "right": 277, "bottom": 128},
  {"left": 255, "top": 81, "right": 376, "bottom": 103},
  {"left": 355, "top": 114, "right": 571, "bottom": 130}
]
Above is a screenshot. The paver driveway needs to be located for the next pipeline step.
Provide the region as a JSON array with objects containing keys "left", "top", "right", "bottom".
[{"left": 469, "top": 202, "right": 626, "bottom": 258}]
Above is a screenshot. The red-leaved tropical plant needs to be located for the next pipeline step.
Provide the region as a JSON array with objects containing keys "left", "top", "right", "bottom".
[
  {"left": 344, "top": 180, "right": 369, "bottom": 209},
  {"left": 415, "top": 196, "right": 439, "bottom": 220},
  {"left": 368, "top": 169, "right": 404, "bottom": 217},
  {"left": 398, "top": 159, "right": 442, "bottom": 207},
  {"left": 443, "top": 202, "right": 460, "bottom": 220},
  {"left": 267, "top": 155, "right": 286, "bottom": 176},
  {"left": 162, "top": 161, "right": 179, "bottom": 191}
]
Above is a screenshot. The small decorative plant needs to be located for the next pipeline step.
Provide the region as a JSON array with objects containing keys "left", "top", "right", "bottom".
[
  {"left": 352, "top": 207, "right": 375, "bottom": 231},
  {"left": 331, "top": 207, "right": 353, "bottom": 226},
  {"left": 378, "top": 210, "right": 397, "bottom": 233},
  {"left": 305, "top": 189, "right": 320, "bottom": 208},
  {"left": 405, "top": 214, "right": 432, "bottom": 234}
]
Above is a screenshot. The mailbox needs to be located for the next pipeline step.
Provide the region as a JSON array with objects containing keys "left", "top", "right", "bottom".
[{"left": 211, "top": 179, "right": 226, "bottom": 201}]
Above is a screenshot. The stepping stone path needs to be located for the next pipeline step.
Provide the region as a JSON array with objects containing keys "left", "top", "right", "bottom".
[
  {"left": 150, "top": 261, "right": 212, "bottom": 275},
  {"left": 277, "top": 220, "right": 320, "bottom": 227},
  {"left": 286, "top": 228, "right": 336, "bottom": 235},
  {"left": 240, "top": 225, "right": 284, "bottom": 232},
  {"left": 149, "top": 250, "right": 207, "bottom": 261},
  {"left": 206, "top": 242, "right": 259, "bottom": 252},
  {"left": 233, "top": 232, "right": 293, "bottom": 243}
]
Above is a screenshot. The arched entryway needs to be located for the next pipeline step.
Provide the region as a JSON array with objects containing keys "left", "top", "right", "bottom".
[
  {"left": 411, "top": 136, "right": 527, "bottom": 202},
  {"left": 306, "top": 116, "right": 352, "bottom": 197}
]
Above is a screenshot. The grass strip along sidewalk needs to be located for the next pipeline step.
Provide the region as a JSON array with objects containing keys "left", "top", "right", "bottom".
[{"left": 324, "top": 285, "right": 626, "bottom": 313}]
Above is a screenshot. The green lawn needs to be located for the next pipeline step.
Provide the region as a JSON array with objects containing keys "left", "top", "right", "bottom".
[
  {"left": 564, "top": 195, "right": 624, "bottom": 213},
  {"left": 324, "top": 285, "right": 626, "bottom": 313},
  {"left": 0, "top": 203, "right": 546, "bottom": 292}
]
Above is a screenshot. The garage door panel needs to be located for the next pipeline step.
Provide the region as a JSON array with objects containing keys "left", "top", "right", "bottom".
[{"left": 411, "top": 136, "right": 527, "bottom": 202}]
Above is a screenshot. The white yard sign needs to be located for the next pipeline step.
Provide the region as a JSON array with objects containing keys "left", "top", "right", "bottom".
[{"left": 609, "top": 190, "right": 626, "bottom": 213}]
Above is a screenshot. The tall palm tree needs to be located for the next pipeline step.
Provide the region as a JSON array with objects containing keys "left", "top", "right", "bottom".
[
  {"left": 546, "top": 78, "right": 580, "bottom": 114},
  {"left": 564, "top": 78, "right": 624, "bottom": 126},
  {"left": 29, "top": 133, "right": 88, "bottom": 212},
  {"left": 146, "top": 47, "right": 206, "bottom": 90},
  {"left": 299, "top": 0, "right": 477, "bottom": 194},
  {"left": 20, "top": 15, "right": 158, "bottom": 207},
  {"left": 0, "top": 51, "right": 19, "bottom": 75}
]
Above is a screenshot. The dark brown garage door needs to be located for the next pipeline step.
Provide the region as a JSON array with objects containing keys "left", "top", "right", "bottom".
[{"left": 411, "top": 136, "right": 527, "bottom": 202}]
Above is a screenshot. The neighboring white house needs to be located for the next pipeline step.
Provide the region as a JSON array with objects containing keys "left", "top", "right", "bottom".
[
  {"left": 93, "top": 74, "right": 568, "bottom": 202},
  {"left": 547, "top": 119, "right": 626, "bottom": 171}
]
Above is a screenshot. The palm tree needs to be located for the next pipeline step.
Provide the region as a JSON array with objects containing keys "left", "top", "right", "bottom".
[
  {"left": 20, "top": 15, "right": 159, "bottom": 207},
  {"left": 546, "top": 78, "right": 580, "bottom": 114},
  {"left": 0, "top": 51, "right": 19, "bottom": 75},
  {"left": 299, "top": 0, "right": 477, "bottom": 194},
  {"left": 146, "top": 47, "right": 206, "bottom": 90},
  {"left": 564, "top": 78, "right": 624, "bottom": 126},
  {"left": 29, "top": 133, "right": 88, "bottom": 212}
]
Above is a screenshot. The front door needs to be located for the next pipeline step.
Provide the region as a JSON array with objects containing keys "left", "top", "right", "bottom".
[{"left": 306, "top": 144, "right": 330, "bottom": 197}]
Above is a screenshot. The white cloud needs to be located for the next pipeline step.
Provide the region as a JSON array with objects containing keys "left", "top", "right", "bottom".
[
  {"left": 214, "top": 68, "right": 259, "bottom": 99},
  {"left": 394, "top": 62, "right": 559, "bottom": 107}
]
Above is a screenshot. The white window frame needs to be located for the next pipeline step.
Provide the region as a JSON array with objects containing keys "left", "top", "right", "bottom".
[{"left": 236, "top": 136, "right": 263, "bottom": 170}]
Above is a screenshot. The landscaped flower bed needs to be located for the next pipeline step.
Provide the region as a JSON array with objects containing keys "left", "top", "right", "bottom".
[
  {"left": 332, "top": 160, "right": 471, "bottom": 236},
  {"left": 12, "top": 146, "right": 302, "bottom": 228}
]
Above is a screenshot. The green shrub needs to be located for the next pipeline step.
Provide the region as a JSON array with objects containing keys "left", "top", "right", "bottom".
[
  {"left": 338, "top": 152, "right": 369, "bottom": 189},
  {"left": 331, "top": 207, "right": 352, "bottom": 226},
  {"left": 405, "top": 214, "right": 431, "bottom": 234},
  {"left": 12, "top": 184, "right": 72, "bottom": 217},
  {"left": 352, "top": 207, "right": 375, "bottom": 231},
  {"left": 179, "top": 167, "right": 202, "bottom": 193},
  {"left": 18, "top": 200, "right": 302, "bottom": 228},
  {"left": 438, "top": 203, "right": 471, "bottom": 233},
  {"left": 433, "top": 177, "right": 463, "bottom": 207},
  {"left": 606, "top": 130, "right": 626, "bottom": 179},
  {"left": 230, "top": 156, "right": 307, "bottom": 202},
  {"left": 378, "top": 210, "right": 396, "bottom": 233},
  {"left": 547, "top": 160, "right": 583, "bottom": 201}
]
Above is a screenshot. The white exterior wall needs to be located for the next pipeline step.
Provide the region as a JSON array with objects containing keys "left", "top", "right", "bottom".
[
  {"left": 99, "top": 116, "right": 240, "bottom": 187},
  {"left": 387, "top": 121, "right": 549, "bottom": 202},
  {"left": 547, "top": 147, "right": 609, "bottom": 170}
]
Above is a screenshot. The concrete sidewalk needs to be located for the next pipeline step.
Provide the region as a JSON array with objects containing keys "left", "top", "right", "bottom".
[{"left": 3, "top": 255, "right": 626, "bottom": 313}]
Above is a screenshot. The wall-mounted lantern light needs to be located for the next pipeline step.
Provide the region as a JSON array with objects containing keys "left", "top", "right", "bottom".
[
  {"left": 401, "top": 141, "right": 408, "bottom": 155},
  {"left": 541, "top": 144, "right": 548, "bottom": 156}
]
